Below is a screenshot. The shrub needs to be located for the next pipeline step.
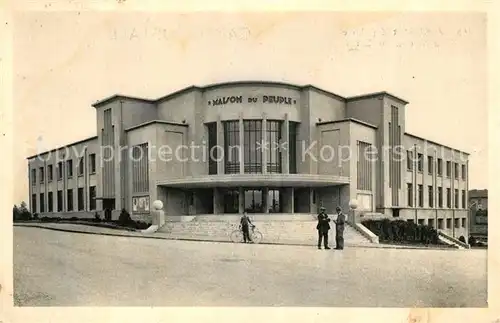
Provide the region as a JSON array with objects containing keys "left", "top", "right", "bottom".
[
  {"left": 69, "top": 217, "right": 78, "bottom": 221},
  {"left": 94, "top": 212, "right": 101, "bottom": 222},
  {"left": 13, "top": 202, "right": 32, "bottom": 222},
  {"left": 118, "top": 208, "right": 132, "bottom": 226},
  {"left": 361, "top": 219, "right": 440, "bottom": 245},
  {"left": 32, "top": 213, "right": 39, "bottom": 220},
  {"left": 458, "top": 236, "right": 466, "bottom": 243},
  {"left": 468, "top": 236, "right": 477, "bottom": 246}
]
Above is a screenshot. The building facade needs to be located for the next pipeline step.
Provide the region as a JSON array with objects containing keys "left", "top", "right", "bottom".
[
  {"left": 27, "top": 81, "right": 470, "bottom": 238},
  {"left": 468, "top": 189, "right": 488, "bottom": 238}
]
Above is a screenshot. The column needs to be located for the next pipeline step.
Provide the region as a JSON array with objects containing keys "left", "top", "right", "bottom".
[
  {"left": 310, "top": 188, "right": 316, "bottom": 214},
  {"left": 263, "top": 187, "right": 269, "bottom": 213},
  {"left": 281, "top": 114, "right": 290, "bottom": 174},
  {"left": 239, "top": 115, "right": 244, "bottom": 174},
  {"left": 213, "top": 188, "right": 222, "bottom": 214},
  {"left": 282, "top": 187, "right": 294, "bottom": 213},
  {"left": 216, "top": 115, "right": 225, "bottom": 175},
  {"left": 262, "top": 114, "right": 268, "bottom": 174},
  {"left": 238, "top": 187, "right": 244, "bottom": 213}
]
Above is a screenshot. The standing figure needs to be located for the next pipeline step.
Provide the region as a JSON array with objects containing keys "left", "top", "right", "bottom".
[
  {"left": 334, "top": 206, "right": 346, "bottom": 250},
  {"left": 240, "top": 212, "right": 253, "bottom": 243},
  {"left": 316, "top": 206, "right": 331, "bottom": 249}
]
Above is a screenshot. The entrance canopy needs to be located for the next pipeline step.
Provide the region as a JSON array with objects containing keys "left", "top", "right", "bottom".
[{"left": 156, "top": 174, "right": 350, "bottom": 188}]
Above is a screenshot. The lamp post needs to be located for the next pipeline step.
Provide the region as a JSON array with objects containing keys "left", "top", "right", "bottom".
[{"left": 348, "top": 199, "right": 358, "bottom": 223}]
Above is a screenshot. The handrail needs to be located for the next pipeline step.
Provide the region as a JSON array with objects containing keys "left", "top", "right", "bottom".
[{"left": 438, "top": 231, "right": 470, "bottom": 249}]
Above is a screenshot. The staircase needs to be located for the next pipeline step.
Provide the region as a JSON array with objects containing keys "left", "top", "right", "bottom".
[
  {"left": 438, "top": 231, "right": 470, "bottom": 249},
  {"left": 158, "top": 216, "right": 373, "bottom": 246}
]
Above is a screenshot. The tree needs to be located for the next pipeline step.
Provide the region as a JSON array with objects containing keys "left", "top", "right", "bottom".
[{"left": 13, "top": 201, "right": 32, "bottom": 222}]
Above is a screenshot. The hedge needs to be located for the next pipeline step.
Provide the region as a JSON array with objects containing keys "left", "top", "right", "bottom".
[{"left": 361, "top": 219, "right": 442, "bottom": 245}]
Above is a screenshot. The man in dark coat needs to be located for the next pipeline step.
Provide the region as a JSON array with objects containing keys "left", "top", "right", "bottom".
[
  {"left": 333, "top": 206, "right": 346, "bottom": 250},
  {"left": 316, "top": 206, "right": 331, "bottom": 249},
  {"left": 240, "top": 212, "right": 253, "bottom": 243}
]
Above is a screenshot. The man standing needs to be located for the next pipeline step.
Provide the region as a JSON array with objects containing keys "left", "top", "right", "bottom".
[
  {"left": 316, "top": 206, "right": 331, "bottom": 249},
  {"left": 334, "top": 206, "right": 346, "bottom": 250},
  {"left": 240, "top": 212, "right": 253, "bottom": 243}
]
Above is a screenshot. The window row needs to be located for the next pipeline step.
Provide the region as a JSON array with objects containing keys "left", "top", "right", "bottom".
[
  {"left": 31, "top": 154, "right": 97, "bottom": 185},
  {"left": 407, "top": 183, "right": 467, "bottom": 209},
  {"left": 30, "top": 186, "right": 97, "bottom": 213},
  {"left": 406, "top": 151, "right": 467, "bottom": 180},
  {"left": 411, "top": 217, "right": 467, "bottom": 229}
]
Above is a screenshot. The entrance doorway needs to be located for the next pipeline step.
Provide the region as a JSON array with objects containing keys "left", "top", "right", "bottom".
[{"left": 103, "top": 198, "right": 115, "bottom": 221}]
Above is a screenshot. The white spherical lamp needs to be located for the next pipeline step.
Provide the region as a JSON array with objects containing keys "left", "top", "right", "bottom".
[
  {"left": 152, "top": 200, "right": 164, "bottom": 210},
  {"left": 349, "top": 199, "right": 358, "bottom": 210}
]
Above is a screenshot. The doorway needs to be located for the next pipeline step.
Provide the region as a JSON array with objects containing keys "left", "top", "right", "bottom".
[{"left": 103, "top": 198, "right": 115, "bottom": 221}]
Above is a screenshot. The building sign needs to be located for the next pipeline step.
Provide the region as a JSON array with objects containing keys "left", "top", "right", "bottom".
[
  {"left": 208, "top": 95, "right": 297, "bottom": 106},
  {"left": 132, "top": 196, "right": 150, "bottom": 213}
]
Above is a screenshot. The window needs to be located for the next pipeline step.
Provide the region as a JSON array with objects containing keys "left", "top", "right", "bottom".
[
  {"left": 78, "top": 187, "right": 84, "bottom": 211},
  {"left": 39, "top": 167, "right": 45, "bottom": 183},
  {"left": 454, "top": 189, "right": 459, "bottom": 208},
  {"left": 244, "top": 189, "right": 263, "bottom": 213},
  {"left": 57, "top": 190, "right": 63, "bottom": 212},
  {"left": 89, "top": 154, "right": 96, "bottom": 174},
  {"left": 243, "top": 120, "right": 263, "bottom": 173},
  {"left": 407, "top": 183, "right": 413, "bottom": 207},
  {"left": 266, "top": 120, "right": 282, "bottom": 173},
  {"left": 446, "top": 161, "right": 451, "bottom": 177},
  {"left": 454, "top": 218, "right": 460, "bottom": 228},
  {"left": 437, "top": 158, "right": 443, "bottom": 176},
  {"left": 207, "top": 122, "right": 218, "bottom": 175},
  {"left": 47, "top": 165, "right": 53, "bottom": 182},
  {"left": 461, "top": 190, "right": 466, "bottom": 209},
  {"left": 427, "top": 156, "right": 433, "bottom": 174},
  {"left": 407, "top": 151, "right": 413, "bottom": 170},
  {"left": 461, "top": 164, "right": 466, "bottom": 180},
  {"left": 67, "top": 189, "right": 73, "bottom": 211},
  {"left": 418, "top": 219, "right": 425, "bottom": 225},
  {"left": 417, "top": 153, "right": 423, "bottom": 172},
  {"left": 446, "top": 218, "right": 452, "bottom": 228},
  {"left": 454, "top": 163, "right": 459, "bottom": 178},
  {"left": 78, "top": 157, "right": 84, "bottom": 176},
  {"left": 267, "top": 189, "right": 282, "bottom": 213},
  {"left": 39, "top": 193, "right": 45, "bottom": 213},
  {"left": 223, "top": 121, "right": 240, "bottom": 174},
  {"left": 223, "top": 189, "right": 239, "bottom": 213},
  {"left": 89, "top": 186, "right": 96, "bottom": 210},
  {"left": 446, "top": 188, "right": 451, "bottom": 208},
  {"left": 417, "top": 184, "right": 423, "bottom": 207},
  {"left": 438, "top": 218, "right": 444, "bottom": 229},
  {"left": 428, "top": 218, "right": 435, "bottom": 228},
  {"left": 428, "top": 185, "right": 434, "bottom": 207},
  {"left": 438, "top": 187, "right": 443, "bottom": 208},
  {"left": 31, "top": 194, "right": 37, "bottom": 213},
  {"left": 66, "top": 159, "right": 73, "bottom": 178},
  {"left": 462, "top": 218, "right": 466, "bottom": 227},
  {"left": 57, "top": 162, "right": 63, "bottom": 180},
  {"left": 48, "top": 192, "right": 53, "bottom": 212},
  {"left": 31, "top": 169, "right": 36, "bottom": 185},
  {"left": 289, "top": 122, "right": 298, "bottom": 174}
]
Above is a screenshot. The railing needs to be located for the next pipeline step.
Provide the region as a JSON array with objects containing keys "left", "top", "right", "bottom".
[{"left": 438, "top": 231, "right": 470, "bottom": 249}]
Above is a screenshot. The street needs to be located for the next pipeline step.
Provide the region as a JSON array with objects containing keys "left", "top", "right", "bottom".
[{"left": 13, "top": 226, "right": 487, "bottom": 307}]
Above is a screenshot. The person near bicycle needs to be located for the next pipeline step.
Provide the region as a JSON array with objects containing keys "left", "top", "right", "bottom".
[
  {"left": 316, "top": 206, "right": 331, "bottom": 249},
  {"left": 239, "top": 212, "right": 254, "bottom": 243}
]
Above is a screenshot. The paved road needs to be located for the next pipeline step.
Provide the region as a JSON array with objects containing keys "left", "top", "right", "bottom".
[{"left": 13, "top": 227, "right": 487, "bottom": 307}]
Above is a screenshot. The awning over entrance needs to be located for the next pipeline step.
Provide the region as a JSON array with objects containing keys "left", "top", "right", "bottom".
[{"left": 156, "top": 174, "right": 350, "bottom": 188}]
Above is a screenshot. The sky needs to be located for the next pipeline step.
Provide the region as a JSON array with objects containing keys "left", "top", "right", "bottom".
[{"left": 12, "top": 11, "right": 487, "bottom": 204}]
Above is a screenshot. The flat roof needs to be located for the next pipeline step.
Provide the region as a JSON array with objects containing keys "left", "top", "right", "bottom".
[
  {"left": 316, "top": 118, "right": 378, "bottom": 129},
  {"left": 26, "top": 136, "right": 98, "bottom": 160},
  {"left": 124, "top": 120, "right": 188, "bottom": 132},
  {"left": 404, "top": 132, "right": 469, "bottom": 155},
  {"left": 92, "top": 81, "right": 409, "bottom": 108}
]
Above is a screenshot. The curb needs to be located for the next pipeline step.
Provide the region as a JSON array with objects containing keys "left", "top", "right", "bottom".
[{"left": 14, "top": 224, "right": 462, "bottom": 251}]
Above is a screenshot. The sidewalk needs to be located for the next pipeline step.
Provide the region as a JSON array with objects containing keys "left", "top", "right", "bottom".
[{"left": 14, "top": 222, "right": 459, "bottom": 250}]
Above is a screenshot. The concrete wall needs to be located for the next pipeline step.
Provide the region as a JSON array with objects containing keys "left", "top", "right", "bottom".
[{"left": 121, "top": 100, "right": 158, "bottom": 129}]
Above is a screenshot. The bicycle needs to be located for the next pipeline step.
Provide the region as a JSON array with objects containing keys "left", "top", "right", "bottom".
[{"left": 230, "top": 224, "right": 263, "bottom": 244}]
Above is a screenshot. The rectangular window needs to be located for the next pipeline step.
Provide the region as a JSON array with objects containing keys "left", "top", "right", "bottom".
[
  {"left": 428, "top": 218, "right": 435, "bottom": 228},
  {"left": 446, "top": 218, "right": 452, "bottom": 228},
  {"left": 78, "top": 157, "right": 84, "bottom": 176},
  {"left": 357, "top": 141, "right": 373, "bottom": 190},
  {"left": 89, "top": 154, "right": 96, "bottom": 174},
  {"left": 462, "top": 164, "right": 466, "bottom": 180},
  {"left": 446, "top": 161, "right": 451, "bottom": 177},
  {"left": 428, "top": 185, "right": 434, "bottom": 208},
  {"left": 407, "top": 183, "right": 413, "bottom": 207},
  {"left": 407, "top": 151, "right": 413, "bottom": 170},
  {"left": 427, "top": 156, "right": 433, "bottom": 174},
  {"left": 438, "top": 218, "right": 444, "bottom": 229},
  {"left": 438, "top": 187, "right": 443, "bottom": 208},
  {"left": 48, "top": 191, "right": 53, "bottom": 212},
  {"left": 57, "top": 190, "right": 63, "bottom": 212},
  {"left": 31, "top": 169, "right": 36, "bottom": 185},
  {"left": 67, "top": 189, "right": 73, "bottom": 211},
  {"left": 289, "top": 122, "right": 298, "bottom": 174},
  {"left": 31, "top": 194, "right": 37, "bottom": 213},
  {"left": 207, "top": 122, "right": 218, "bottom": 175},
  {"left": 47, "top": 164, "right": 53, "bottom": 181},
  {"left": 454, "top": 189, "right": 459, "bottom": 208},
  {"left": 462, "top": 218, "right": 466, "bottom": 228},
  {"left": 417, "top": 219, "right": 425, "bottom": 225},
  {"left": 89, "top": 186, "right": 96, "bottom": 210},
  {"left": 57, "top": 162, "right": 63, "bottom": 180},
  {"left": 78, "top": 187, "right": 84, "bottom": 211},
  {"left": 39, "top": 193, "right": 45, "bottom": 213},
  {"left": 266, "top": 120, "right": 282, "bottom": 173},
  {"left": 223, "top": 121, "right": 240, "bottom": 174},
  {"left": 132, "top": 143, "right": 150, "bottom": 193},
  {"left": 446, "top": 188, "right": 451, "bottom": 208},
  {"left": 418, "top": 184, "right": 423, "bottom": 207},
  {"left": 437, "top": 158, "right": 443, "bottom": 176},
  {"left": 462, "top": 190, "right": 466, "bottom": 209},
  {"left": 67, "top": 159, "right": 73, "bottom": 178},
  {"left": 454, "top": 218, "right": 460, "bottom": 228},
  {"left": 39, "top": 167, "right": 45, "bottom": 183},
  {"left": 417, "top": 153, "right": 423, "bottom": 172},
  {"left": 243, "top": 120, "right": 263, "bottom": 173},
  {"left": 454, "top": 162, "right": 459, "bottom": 179}
]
